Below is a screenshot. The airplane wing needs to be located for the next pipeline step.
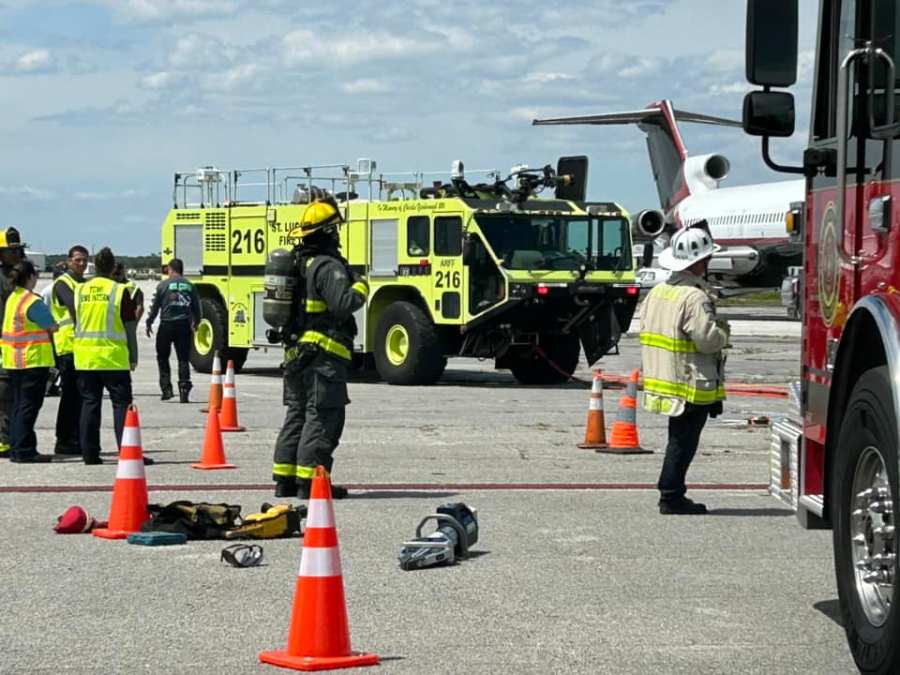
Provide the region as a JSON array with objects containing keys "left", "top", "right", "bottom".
[{"left": 533, "top": 108, "right": 742, "bottom": 128}]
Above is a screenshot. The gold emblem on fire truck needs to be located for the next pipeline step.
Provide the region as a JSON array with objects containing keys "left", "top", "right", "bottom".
[{"left": 818, "top": 202, "right": 842, "bottom": 327}]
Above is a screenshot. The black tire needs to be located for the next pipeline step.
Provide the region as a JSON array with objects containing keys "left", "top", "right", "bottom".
[
  {"left": 508, "top": 333, "right": 581, "bottom": 385},
  {"left": 374, "top": 301, "right": 446, "bottom": 385},
  {"left": 224, "top": 347, "right": 248, "bottom": 374},
  {"left": 833, "top": 366, "right": 900, "bottom": 675},
  {"left": 190, "top": 297, "right": 227, "bottom": 374}
]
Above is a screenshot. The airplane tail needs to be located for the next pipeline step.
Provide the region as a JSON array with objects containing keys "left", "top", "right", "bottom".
[{"left": 533, "top": 100, "right": 741, "bottom": 214}]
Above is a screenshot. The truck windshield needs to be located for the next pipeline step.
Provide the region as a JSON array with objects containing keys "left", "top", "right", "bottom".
[{"left": 474, "top": 214, "right": 631, "bottom": 271}]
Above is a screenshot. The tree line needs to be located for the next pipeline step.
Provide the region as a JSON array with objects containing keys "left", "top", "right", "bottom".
[{"left": 45, "top": 253, "right": 161, "bottom": 271}]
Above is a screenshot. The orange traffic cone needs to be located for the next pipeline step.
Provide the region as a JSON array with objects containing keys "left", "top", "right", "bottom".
[
  {"left": 578, "top": 369, "right": 608, "bottom": 450},
  {"left": 93, "top": 406, "right": 150, "bottom": 540},
  {"left": 218, "top": 360, "right": 245, "bottom": 432},
  {"left": 602, "top": 369, "right": 652, "bottom": 455},
  {"left": 259, "top": 467, "right": 379, "bottom": 672},
  {"left": 202, "top": 352, "right": 223, "bottom": 414},
  {"left": 192, "top": 406, "right": 236, "bottom": 470}
]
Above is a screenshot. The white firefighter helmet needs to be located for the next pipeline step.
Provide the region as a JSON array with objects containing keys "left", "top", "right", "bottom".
[{"left": 658, "top": 227, "right": 719, "bottom": 272}]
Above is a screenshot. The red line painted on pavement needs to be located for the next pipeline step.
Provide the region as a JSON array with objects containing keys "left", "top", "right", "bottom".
[{"left": 0, "top": 482, "right": 768, "bottom": 494}]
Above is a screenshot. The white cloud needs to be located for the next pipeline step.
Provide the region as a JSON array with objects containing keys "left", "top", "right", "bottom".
[
  {"left": 204, "top": 62, "right": 259, "bottom": 91},
  {"left": 522, "top": 72, "right": 575, "bottom": 85},
  {"left": 0, "top": 185, "right": 53, "bottom": 201},
  {"left": 100, "top": 0, "right": 238, "bottom": 22},
  {"left": 706, "top": 49, "right": 743, "bottom": 73},
  {"left": 169, "top": 33, "right": 234, "bottom": 69},
  {"left": 140, "top": 71, "right": 176, "bottom": 89},
  {"left": 707, "top": 81, "right": 750, "bottom": 95},
  {"left": 15, "top": 49, "right": 52, "bottom": 72},
  {"left": 282, "top": 30, "right": 437, "bottom": 66},
  {"left": 617, "top": 58, "right": 661, "bottom": 79},
  {"left": 341, "top": 78, "right": 391, "bottom": 94},
  {"left": 73, "top": 189, "right": 146, "bottom": 201}
]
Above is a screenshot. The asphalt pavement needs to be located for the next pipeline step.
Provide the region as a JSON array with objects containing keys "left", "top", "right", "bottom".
[{"left": 0, "top": 295, "right": 857, "bottom": 674}]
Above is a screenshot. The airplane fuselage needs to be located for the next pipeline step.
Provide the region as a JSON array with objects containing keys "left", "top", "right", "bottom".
[{"left": 673, "top": 178, "right": 805, "bottom": 285}]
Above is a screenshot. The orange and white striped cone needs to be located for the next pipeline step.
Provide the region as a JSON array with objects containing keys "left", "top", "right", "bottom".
[
  {"left": 601, "top": 369, "right": 652, "bottom": 455},
  {"left": 259, "top": 467, "right": 379, "bottom": 672},
  {"left": 93, "top": 406, "right": 151, "bottom": 540},
  {"left": 192, "top": 406, "right": 236, "bottom": 470},
  {"left": 218, "top": 360, "right": 245, "bottom": 432},
  {"left": 578, "top": 369, "right": 608, "bottom": 450},
  {"left": 202, "top": 352, "right": 223, "bottom": 414}
]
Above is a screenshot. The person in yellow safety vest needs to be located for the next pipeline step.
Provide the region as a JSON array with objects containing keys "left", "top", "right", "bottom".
[
  {"left": 0, "top": 226, "right": 26, "bottom": 459},
  {"left": 74, "top": 247, "right": 145, "bottom": 466},
  {"left": 272, "top": 198, "right": 368, "bottom": 500},
  {"left": 640, "top": 224, "right": 730, "bottom": 515},
  {"left": 49, "top": 245, "right": 88, "bottom": 457},
  {"left": 4, "top": 260, "right": 59, "bottom": 463}
]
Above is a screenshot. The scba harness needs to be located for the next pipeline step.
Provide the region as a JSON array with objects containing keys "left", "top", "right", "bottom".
[{"left": 283, "top": 244, "right": 358, "bottom": 368}]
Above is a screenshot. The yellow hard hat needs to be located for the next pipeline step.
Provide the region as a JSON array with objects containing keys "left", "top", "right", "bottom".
[
  {"left": 0, "top": 227, "right": 22, "bottom": 250},
  {"left": 292, "top": 200, "right": 343, "bottom": 239}
]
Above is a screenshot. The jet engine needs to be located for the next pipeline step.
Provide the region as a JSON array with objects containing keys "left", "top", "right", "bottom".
[
  {"left": 682, "top": 153, "right": 730, "bottom": 193},
  {"left": 632, "top": 209, "right": 667, "bottom": 239}
]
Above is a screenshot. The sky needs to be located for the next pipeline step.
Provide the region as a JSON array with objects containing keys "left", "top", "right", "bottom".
[{"left": 0, "top": 0, "right": 819, "bottom": 255}]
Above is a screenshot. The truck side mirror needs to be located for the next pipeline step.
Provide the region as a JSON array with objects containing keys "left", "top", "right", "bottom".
[
  {"left": 641, "top": 242, "right": 654, "bottom": 269},
  {"left": 746, "top": 0, "right": 798, "bottom": 87},
  {"left": 555, "top": 156, "right": 588, "bottom": 201},
  {"left": 743, "top": 91, "right": 796, "bottom": 137}
]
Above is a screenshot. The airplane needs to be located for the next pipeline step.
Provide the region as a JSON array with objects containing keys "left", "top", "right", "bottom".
[{"left": 533, "top": 99, "right": 804, "bottom": 289}]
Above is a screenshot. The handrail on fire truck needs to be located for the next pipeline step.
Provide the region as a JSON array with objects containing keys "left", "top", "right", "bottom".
[
  {"left": 835, "top": 42, "right": 897, "bottom": 267},
  {"left": 172, "top": 159, "right": 507, "bottom": 210}
]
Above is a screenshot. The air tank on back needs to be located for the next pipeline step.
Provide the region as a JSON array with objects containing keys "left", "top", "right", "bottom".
[{"left": 263, "top": 248, "right": 296, "bottom": 329}]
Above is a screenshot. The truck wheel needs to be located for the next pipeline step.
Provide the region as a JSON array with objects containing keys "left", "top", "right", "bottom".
[
  {"left": 374, "top": 301, "right": 446, "bottom": 385},
  {"left": 190, "top": 297, "right": 227, "bottom": 374},
  {"left": 509, "top": 334, "right": 580, "bottom": 385},
  {"left": 833, "top": 366, "right": 899, "bottom": 674},
  {"left": 223, "top": 347, "right": 248, "bottom": 374}
]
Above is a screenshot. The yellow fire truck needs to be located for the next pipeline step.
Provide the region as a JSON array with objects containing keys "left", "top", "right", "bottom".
[{"left": 160, "top": 158, "right": 640, "bottom": 384}]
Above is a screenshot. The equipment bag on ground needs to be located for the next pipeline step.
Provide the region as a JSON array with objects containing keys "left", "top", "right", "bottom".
[{"left": 142, "top": 501, "right": 243, "bottom": 540}]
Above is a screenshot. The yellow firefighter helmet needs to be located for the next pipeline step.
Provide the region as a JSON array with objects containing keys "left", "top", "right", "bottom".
[
  {"left": 290, "top": 200, "right": 344, "bottom": 240},
  {"left": 0, "top": 227, "right": 22, "bottom": 250}
]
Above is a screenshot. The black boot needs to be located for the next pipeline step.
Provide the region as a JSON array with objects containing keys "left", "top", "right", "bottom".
[
  {"left": 297, "top": 478, "right": 349, "bottom": 500},
  {"left": 659, "top": 496, "right": 707, "bottom": 515},
  {"left": 275, "top": 479, "right": 297, "bottom": 498},
  {"left": 160, "top": 382, "right": 174, "bottom": 400},
  {"left": 178, "top": 382, "right": 192, "bottom": 404},
  {"left": 11, "top": 452, "right": 53, "bottom": 463}
]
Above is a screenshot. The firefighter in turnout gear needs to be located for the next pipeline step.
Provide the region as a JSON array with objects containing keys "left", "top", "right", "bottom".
[
  {"left": 271, "top": 199, "right": 368, "bottom": 500},
  {"left": 640, "top": 224, "right": 729, "bottom": 515},
  {"left": 0, "top": 227, "right": 26, "bottom": 459}
]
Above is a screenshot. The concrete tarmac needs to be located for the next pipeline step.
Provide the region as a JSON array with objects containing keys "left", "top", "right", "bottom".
[{"left": 0, "top": 299, "right": 857, "bottom": 674}]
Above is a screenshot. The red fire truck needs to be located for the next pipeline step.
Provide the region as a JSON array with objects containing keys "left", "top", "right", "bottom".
[{"left": 744, "top": 1, "right": 899, "bottom": 671}]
